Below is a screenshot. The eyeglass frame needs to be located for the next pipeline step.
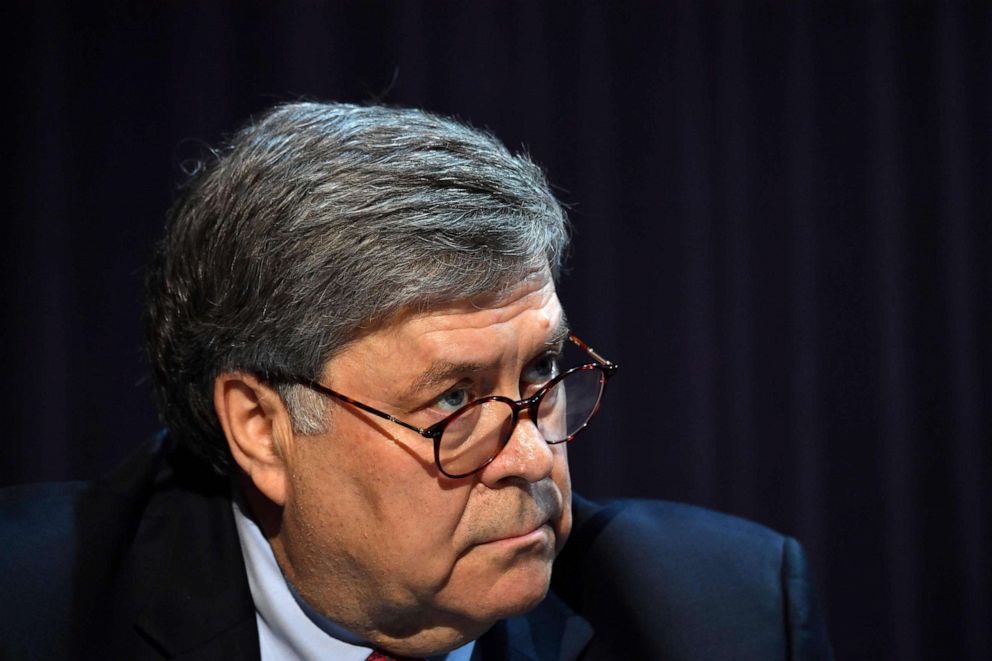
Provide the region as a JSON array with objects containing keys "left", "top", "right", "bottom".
[{"left": 261, "top": 334, "right": 619, "bottom": 478}]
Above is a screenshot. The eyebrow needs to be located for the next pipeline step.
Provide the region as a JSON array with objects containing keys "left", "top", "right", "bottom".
[
  {"left": 407, "top": 360, "right": 488, "bottom": 400},
  {"left": 404, "top": 315, "right": 572, "bottom": 400}
]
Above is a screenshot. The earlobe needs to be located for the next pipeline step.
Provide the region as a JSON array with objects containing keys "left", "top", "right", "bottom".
[{"left": 213, "top": 373, "right": 292, "bottom": 506}]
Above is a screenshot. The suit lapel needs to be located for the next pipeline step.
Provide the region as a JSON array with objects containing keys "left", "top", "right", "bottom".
[
  {"left": 125, "top": 444, "right": 260, "bottom": 658},
  {"left": 475, "top": 590, "right": 594, "bottom": 661},
  {"left": 132, "top": 499, "right": 257, "bottom": 658}
]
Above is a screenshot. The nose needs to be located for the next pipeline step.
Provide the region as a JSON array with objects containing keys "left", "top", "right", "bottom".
[{"left": 478, "top": 412, "right": 556, "bottom": 486}]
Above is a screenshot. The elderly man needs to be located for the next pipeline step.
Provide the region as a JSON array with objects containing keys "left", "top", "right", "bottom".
[{"left": 1, "top": 102, "right": 830, "bottom": 659}]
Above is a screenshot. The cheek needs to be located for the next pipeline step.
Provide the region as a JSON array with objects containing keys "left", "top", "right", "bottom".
[
  {"left": 361, "top": 491, "right": 476, "bottom": 598},
  {"left": 293, "top": 448, "right": 473, "bottom": 580}
]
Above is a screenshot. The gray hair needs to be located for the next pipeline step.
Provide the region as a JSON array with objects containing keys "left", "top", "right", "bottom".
[{"left": 144, "top": 101, "right": 569, "bottom": 472}]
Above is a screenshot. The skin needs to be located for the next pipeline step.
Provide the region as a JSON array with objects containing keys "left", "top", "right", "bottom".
[{"left": 214, "top": 270, "right": 572, "bottom": 656}]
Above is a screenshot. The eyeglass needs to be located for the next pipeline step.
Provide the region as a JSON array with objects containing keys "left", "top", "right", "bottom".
[{"left": 265, "top": 334, "right": 618, "bottom": 479}]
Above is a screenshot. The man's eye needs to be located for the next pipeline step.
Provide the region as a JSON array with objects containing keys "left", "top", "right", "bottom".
[
  {"left": 434, "top": 388, "right": 470, "bottom": 413},
  {"left": 522, "top": 354, "right": 559, "bottom": 386}
]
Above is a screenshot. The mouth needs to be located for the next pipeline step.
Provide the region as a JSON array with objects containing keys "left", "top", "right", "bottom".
[
  {"left": 483, "top": 520, "right": 554, "bottom": 547},
  {"left": 469, "top": 482, "right": 564, "bottom": 550}
]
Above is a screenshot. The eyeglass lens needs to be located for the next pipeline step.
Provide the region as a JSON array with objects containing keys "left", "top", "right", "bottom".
[{"left": 437, "top": 367, "right": 606, "bottom": 477}]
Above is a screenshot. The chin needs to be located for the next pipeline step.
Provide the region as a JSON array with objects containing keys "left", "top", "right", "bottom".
[
  {"left": 440, "top": 528, "right": 560, "bottom": 625},
  {"left": 500, "top": 581, "right": 551, "bottom": 618},
  {"left": 478, "top": 556, "right": 555, "bottom": 620}
]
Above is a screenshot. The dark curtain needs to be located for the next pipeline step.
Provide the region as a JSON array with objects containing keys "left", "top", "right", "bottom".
[{"left": 4, "top": 2, "right": 989, "bottom": 659}]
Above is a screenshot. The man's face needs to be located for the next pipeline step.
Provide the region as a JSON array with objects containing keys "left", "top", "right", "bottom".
[{"left": 272, "top": 270, "right": 572, "bottom": 647}]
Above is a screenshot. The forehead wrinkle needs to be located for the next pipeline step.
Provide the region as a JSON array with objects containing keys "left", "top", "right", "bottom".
[
  {"left": 406, "top": 311, "right": 570, "bottom": 399},
  {"left": 384, "top": 275, "right": 564, "bottom": 402}
]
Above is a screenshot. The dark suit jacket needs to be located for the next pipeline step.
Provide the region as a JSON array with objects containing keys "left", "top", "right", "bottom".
[{"left": 1, "top": 435, "right": 831, "bottom": 660}]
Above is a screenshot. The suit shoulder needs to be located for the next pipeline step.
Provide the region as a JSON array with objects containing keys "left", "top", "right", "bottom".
[
  {"left": 554, "top": 495, "right": 813, "bottom": 659},
  {"left": 0, "top": 481, "right": 91, "bottom": 575},
  {"left": 0, "top": 434, "right": 192, "bottom": 657},
  {"left": 569, "top": 494, "right": 786, "bottom": 561},
  {"left": 0, "top": 480, "right": 88, "bottom": 524},
  {"left": 0, "top": 482, "right": 90, "bottom": 657}
]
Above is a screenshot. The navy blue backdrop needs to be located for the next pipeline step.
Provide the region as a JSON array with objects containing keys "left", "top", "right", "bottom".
[{"left": 4, "top": 2, "right": 990, "bottom": 659}]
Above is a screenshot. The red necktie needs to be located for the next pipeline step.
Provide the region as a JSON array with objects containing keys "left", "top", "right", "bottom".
[{"left": 366, "top": 650, "right": 426, "bottom": 661}]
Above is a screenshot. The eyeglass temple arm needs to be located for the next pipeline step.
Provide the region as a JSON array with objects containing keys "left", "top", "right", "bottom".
[
  {"left": 568, "top": 334, "right": 618, "bottom": 373},
  {"left": 285, "top": 376, "right": 434, "bottom": 438}
]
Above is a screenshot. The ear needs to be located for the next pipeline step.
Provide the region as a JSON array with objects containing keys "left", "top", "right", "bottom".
[{"left": 213, "top": 372, "right": 294, "bottom": 506}]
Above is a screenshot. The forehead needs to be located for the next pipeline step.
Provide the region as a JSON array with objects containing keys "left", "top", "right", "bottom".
[
  {"left": 325, "top": 273, "right": 565, "bottom": 387},
  {"left": 404, "top": 272, "right": 562, "bottom": 339}
]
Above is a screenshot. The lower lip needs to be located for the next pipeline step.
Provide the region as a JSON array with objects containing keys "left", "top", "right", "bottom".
[{"left": 488, "top": 523, "right": 553, "bottom": 547}]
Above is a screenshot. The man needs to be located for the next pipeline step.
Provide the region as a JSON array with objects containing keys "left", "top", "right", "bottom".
[{"left": 1, "top": 102, "right": 831, "bottom": 659}]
